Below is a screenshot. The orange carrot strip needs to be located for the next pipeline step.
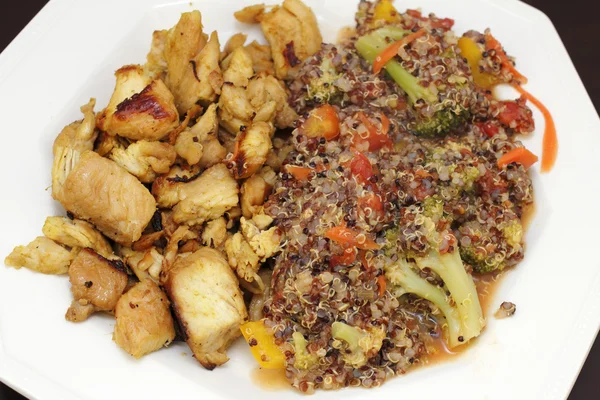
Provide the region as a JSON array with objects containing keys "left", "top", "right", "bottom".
[
  {"left": 285, "top": 165, "right": 312, "bottom": 180},
  {"left": 497, "top": 147, "right": 539, "bottom": 169},
  {"left": 485, "top": 33, "right": 528, "bottom": 84},
  {"left": 377, "top": 275, "right": 387, "bottom": 296},
  {"left": 513, "top": 84, "right": 557, "bottom": 173},
  {"left": 373, "top": 29, "right": 427, "bottom": 73},
  {"left": 325, "top": 226, "right": 379, "bottom": 250}
]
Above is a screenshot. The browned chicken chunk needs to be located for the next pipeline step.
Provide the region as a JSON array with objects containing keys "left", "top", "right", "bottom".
[
  {"left": 237, "top": 0, "right": 322, "bottom": 79},
  {"left": 97, "top": 65, "right": 179, "bottom": 141},
  {"left": 57, "top": 151, "right": 156, "bottom": 246},
  {"left": 164, "top": 247, "right": 247, "bottom": 369},
  {"left": 66, "top": 248, "right": 128, "bottom": 322},
  {"left": 164, "top": 11, "right": 223, "bottom": 113},
  {"left": 113, "top": 279, "right": 176, "bottom": 358},
  {"left": 5, "top": 236, "right": 75, "bottom": 275}
]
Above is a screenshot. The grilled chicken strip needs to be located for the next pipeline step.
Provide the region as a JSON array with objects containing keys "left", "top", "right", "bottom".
[
  {"left": 164, "top": 247, "right": 247, "bottom": 369},
  {"left": 65, "top": 248, "right": 128, "bottom": 322},
  {"left": 57, "top": 151, "right": 156, "bottom": 246},
  {"left": 5, "top": 236, "right": 75, "bottom": 275},
  {"left": 42, "top": 216, "right": 113, "bottom": 258},
  {"left": 113, "top": 279, "right": 176, "bottom": 359},
  {"left": 164, "top": 11, "right": 223, "bottom": 113},
  {"left": 52, "top": 98, "right": 97, "bottom": 200}
]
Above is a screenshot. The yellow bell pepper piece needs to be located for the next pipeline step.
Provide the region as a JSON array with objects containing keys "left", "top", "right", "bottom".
[
  {"left": 457, "top": 37, "right": 500, "bottom": 89},
  {"left": 240, "top": 320, "right": 286, "bottom": 369},
  {"left": 374, "top": 0, "right": 399, "bottom": 23}
]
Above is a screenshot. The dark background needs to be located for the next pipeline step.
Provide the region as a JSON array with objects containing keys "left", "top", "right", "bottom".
[{"left": 0, "top": 0, "right": 598, "bottom": 399}]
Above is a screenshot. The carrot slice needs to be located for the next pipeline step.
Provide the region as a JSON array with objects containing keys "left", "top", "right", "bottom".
[
  {"left": 285, "top": 165, "right": 312, "bottom": 180},
  {"left": 485, "top": 33, "right": 528, "bottom": 84},
  {"left": 513, "top": 85, "right": 557, "bottom": 173},
  {"left": 377, "top": 275, "right": 387, "bottom": 296},
  {"left": 373, "top": 29, "right": 427, "bottom": 73},
  {"left": 325, "top": 226, "right": 379, "bottom": 250},
  {"left": 497, "top": 147, "right": 539, "bottom": 169}
]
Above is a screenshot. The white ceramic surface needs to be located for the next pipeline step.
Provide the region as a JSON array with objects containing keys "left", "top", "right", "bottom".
[{"left": 0, "top": 0, "right": 599, "bottom": 399}]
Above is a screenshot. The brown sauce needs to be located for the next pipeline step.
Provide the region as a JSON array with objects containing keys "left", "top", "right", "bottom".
[{"left": 251, "top": 368, "right": 291, "bottom": 391}]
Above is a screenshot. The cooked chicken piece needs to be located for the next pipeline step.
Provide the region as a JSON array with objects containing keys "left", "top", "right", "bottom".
[
  {"left": 109, "top": 140, "right": 177, "bottom": 183},
  {"left": 251, "top": 213, "right": 276, "bottom": 230},
  {"left": 197, "top": 135, "right": 227, "bottom": 169},
  {"left": 253, "top": 0, "right": 322, "bottom": 79},
  {"left": 57, "top": 151, "right": 156, "bottom": 246},
  {"left": 224, "top": 232, "right": 260, "bottom": 284},
  {"left": 245, "top": 41, "right": 275, "bottom": 75},
  {"left": 152, "top": 165, "right": 201, "bottom": 209},
  {"left": 52, "top": 99, "right": 97, "bottom": 200},
  {"left": 218, "top": 83, "right": 255, "bottom": 134},
  {"left": 131, "top": 231, "right": 164, "bottom": 252},
  {"left": 42, "top": 217, "right": 113, "bottom": 258},
  {"left": 65, "top": 301, "right": 95, "bottom": 322},
  {"left": 175, "top": 104, "right": 219, "bottom": 166},
  {"left": 222, "top": 47, "right": 254, "bottom": 87},
  {"left": 234, "top": 4, "right": 266, "bottom": 23},
  {"left": 221, "top": 33, "right": 248, "bottom": 61},
  {"left": 201, "top": 217, "right": 227, "bottom": 248},
  {"left": 163, "top": 226, "right": 198, "bottom": 276},
  {"left": 230, "top": 122, "right": 273, "bottom": 179},
  {"left": 240, "top": 216, "right": 282, "bottom": 260},
  {"left": 164, "top": 247, "right": 247, "bottom": 369},
  {"left": 248, "top": 73, "right": 298, "bottom": 128},
  {"left": 164, "top": 11, "right": 223, "bottom": 113},
  {"left": 145, "top": 30, "right": 168, "bottom": 79},
  {"left": 218, "top": 128, "right": 238, "bottom": 154},
  {"left": 240, "top": 168, "right": 275, "bottom": 218},
  {"left": 94, "top": 132, "right": 122, "bottom": 157},
  {"left": 97, "top": 65, "right": 179, "bottom": 141},
  {"left": 65, "top": 248, "right": 128, "bottom": 322},
  {"left": 5, "top": 236, "right": 75, "bottom": 275},
  {"left": 172, "top": 164, "right": 239, "bottom": 226},
  {"left": 121, "top": 247, "right": 164, "bottom": 282},
  {"left": 113, "top": 279, "right": 176, "bottom": 359}
]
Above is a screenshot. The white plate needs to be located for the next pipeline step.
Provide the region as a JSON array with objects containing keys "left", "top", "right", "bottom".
[{"left": 0, "top": 0, "right": 599, "bottom": 399}]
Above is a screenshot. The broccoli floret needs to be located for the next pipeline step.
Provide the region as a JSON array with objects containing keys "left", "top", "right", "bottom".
[
  {"left": 305, "top": 58, "right": 342, "bottom": 105},
  {"left": 355, "top": 27, "right": 470, "bottom": 138},
  {"left": 459, "top": 245, "right": 503, "bottom": 273},
  {"left": 384, "top": 216, "right": 485, "bottom": 348},
  {"left": 457, "top": 219, "right": 524, "bottom": 274},
  {"left": 422, "top": 195, "right": 444, "bottom": 222},
  {"left": 292, "top": 331, "right": 318, "bottom": 370},
  {"left": 501, "top": 219, "right": 523, "bottom": 248},
  {"left": 331, "top": 321, "right": 386, "bottom": 368}
]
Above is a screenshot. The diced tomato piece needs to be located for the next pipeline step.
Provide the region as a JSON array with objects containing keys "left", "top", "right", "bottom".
[
  {"left": 302, "top": 104, "right": 340, "bottom": 140},
  {"left": 497, "top": 98, "right": 534, "bottom": 134},
  {"left": 478, "top": 121, "right": 500, "bottom": 137},
  {"left": 359, "top": 192, "right": 384, "bottom": 221},
  {"left": 349, "top": 149, "right": 374, "bottom": 184},
  {"left": 354, "top": 112, "right": 393, "bottom": 151},
  {"left": 431, "top": 17, "right": 454, "bottom": 30},
  {"left": 406, "top": 9, "right": 423, "bottom": 19},
  {"left": 330, "top": 247, "right": 357, "bottom": 267}
]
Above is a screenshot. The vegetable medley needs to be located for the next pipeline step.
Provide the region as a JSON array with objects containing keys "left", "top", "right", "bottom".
[{"left": 4, "top": 0, "right": 553, "bottom": 394}]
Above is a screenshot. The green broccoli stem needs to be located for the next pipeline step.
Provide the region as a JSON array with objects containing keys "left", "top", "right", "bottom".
[
  {"left": 415, "top": 250, "right": 484, "bottom": 343},
  {"left": 355, "top": 28, "right": 438, "bottom": 104},
  {"left": 385, "top": 259, "right": 463, "bottom": 348}
]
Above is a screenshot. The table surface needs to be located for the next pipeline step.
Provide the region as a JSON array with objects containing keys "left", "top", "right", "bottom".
[{"left": 0, "top": 0, "right": 598, "bottom": 399}]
